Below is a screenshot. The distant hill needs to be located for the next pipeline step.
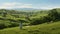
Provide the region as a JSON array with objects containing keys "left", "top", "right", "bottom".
[{"left": 13, "top": 8, "right": 42, "bottom": 10}]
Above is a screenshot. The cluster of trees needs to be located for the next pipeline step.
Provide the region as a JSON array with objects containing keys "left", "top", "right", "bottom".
[
  {"left": 30, "top": 9, "right": 60, "bottom": 25},
  {"left": 0, "top": 8, "right": 60, "bottom": 29},
  {"left": 0, "top": 9, "right": 40, "bottom": 29}
]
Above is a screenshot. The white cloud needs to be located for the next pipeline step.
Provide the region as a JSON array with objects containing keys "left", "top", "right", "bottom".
[
  {"left": 16, "top": 4, "right": 33, "bottom": 8},
  {"left": 43, "top": 6, "right": 60, "bottom": 9},
  {"left": 0, "top": 2, "right": 60, "bottom": 9},
  {"left": 0, "top": 2, "right": 33, "bottom": 9},
  {"left": 36, "top": 5, "right": 60, "bottom": 9}
]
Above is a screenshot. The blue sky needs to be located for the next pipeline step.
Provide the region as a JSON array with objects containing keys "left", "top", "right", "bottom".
[{"left": 0, "top": 0, "right": 60, "bottom": 9}]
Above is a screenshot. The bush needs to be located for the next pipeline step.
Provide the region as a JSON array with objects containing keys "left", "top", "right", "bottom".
[
  {"left": 0, "top": 22, "right": 19, "bottom": 29},
  {"left": 9, "top": 22, "right": 19, "bottom": 27},
  {"left": 30, "top": 17, "right": 46, "bottom": 25},
  {"left": 30, "top": 16, "right": 53, "bottom": 25},
  {"left": 0, "top": 23, "right": 7, "bottom": 29}
]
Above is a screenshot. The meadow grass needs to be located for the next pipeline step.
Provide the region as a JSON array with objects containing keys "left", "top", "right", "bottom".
[{"left": 0, "top": 21, "right": 60, "bottom": 34}]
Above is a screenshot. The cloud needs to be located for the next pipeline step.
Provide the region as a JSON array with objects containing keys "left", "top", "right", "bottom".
[
  {"left": 0, "top": 2, "right": 60, "bottom": 9},
  {"left": 40, "top": 6, "right": 60, "bottom": 9},
  {"left": 16, "top": 4, "right": 33, "bottom": 8},
  {"left": 35, "top": 5, "right": 60, "bottom": 9},
  {"left": 0, "top": 2, "right": 33, "bottom": 9}
]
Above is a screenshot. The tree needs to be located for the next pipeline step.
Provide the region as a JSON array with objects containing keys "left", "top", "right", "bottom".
[
  {"left": 18, "top": 19, "right": 28, "bottom": 29},
  {"left": 48, "top": 9, "right": 59, "bottom": 21}
]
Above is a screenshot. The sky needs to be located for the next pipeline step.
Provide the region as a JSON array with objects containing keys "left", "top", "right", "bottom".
[{"left": 0, "top": 0, "right": 60, "bottom": 9}]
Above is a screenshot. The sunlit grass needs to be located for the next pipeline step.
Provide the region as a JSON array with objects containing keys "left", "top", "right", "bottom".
[{"left": 0, "top": 21, "right": 60, "bottom": 34}]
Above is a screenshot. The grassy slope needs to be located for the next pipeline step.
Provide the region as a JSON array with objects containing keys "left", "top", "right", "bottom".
[{"left": 0, "top": 21, "right": 60, "bottom": 34}]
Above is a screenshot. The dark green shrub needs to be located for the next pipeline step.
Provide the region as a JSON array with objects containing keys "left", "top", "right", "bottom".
[
  {"left": 30, "top": 17, "right": 46, "bottom": 25},
  {"left": 0, "top": 23, "right": 7, "bottom": 29}
]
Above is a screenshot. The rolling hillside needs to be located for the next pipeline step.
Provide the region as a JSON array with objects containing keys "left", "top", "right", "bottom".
[{"left": 0, "top": 21, "right": 60, "bottom": 34}]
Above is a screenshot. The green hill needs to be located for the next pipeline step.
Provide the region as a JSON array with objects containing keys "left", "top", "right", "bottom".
[{"left": 0, "top": 21, "right": 60, "bottom": 34}]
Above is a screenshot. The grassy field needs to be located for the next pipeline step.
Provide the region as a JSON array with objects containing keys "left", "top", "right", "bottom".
[{"left": 0, "top": 21, "right": 60, "bottom": 34}]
